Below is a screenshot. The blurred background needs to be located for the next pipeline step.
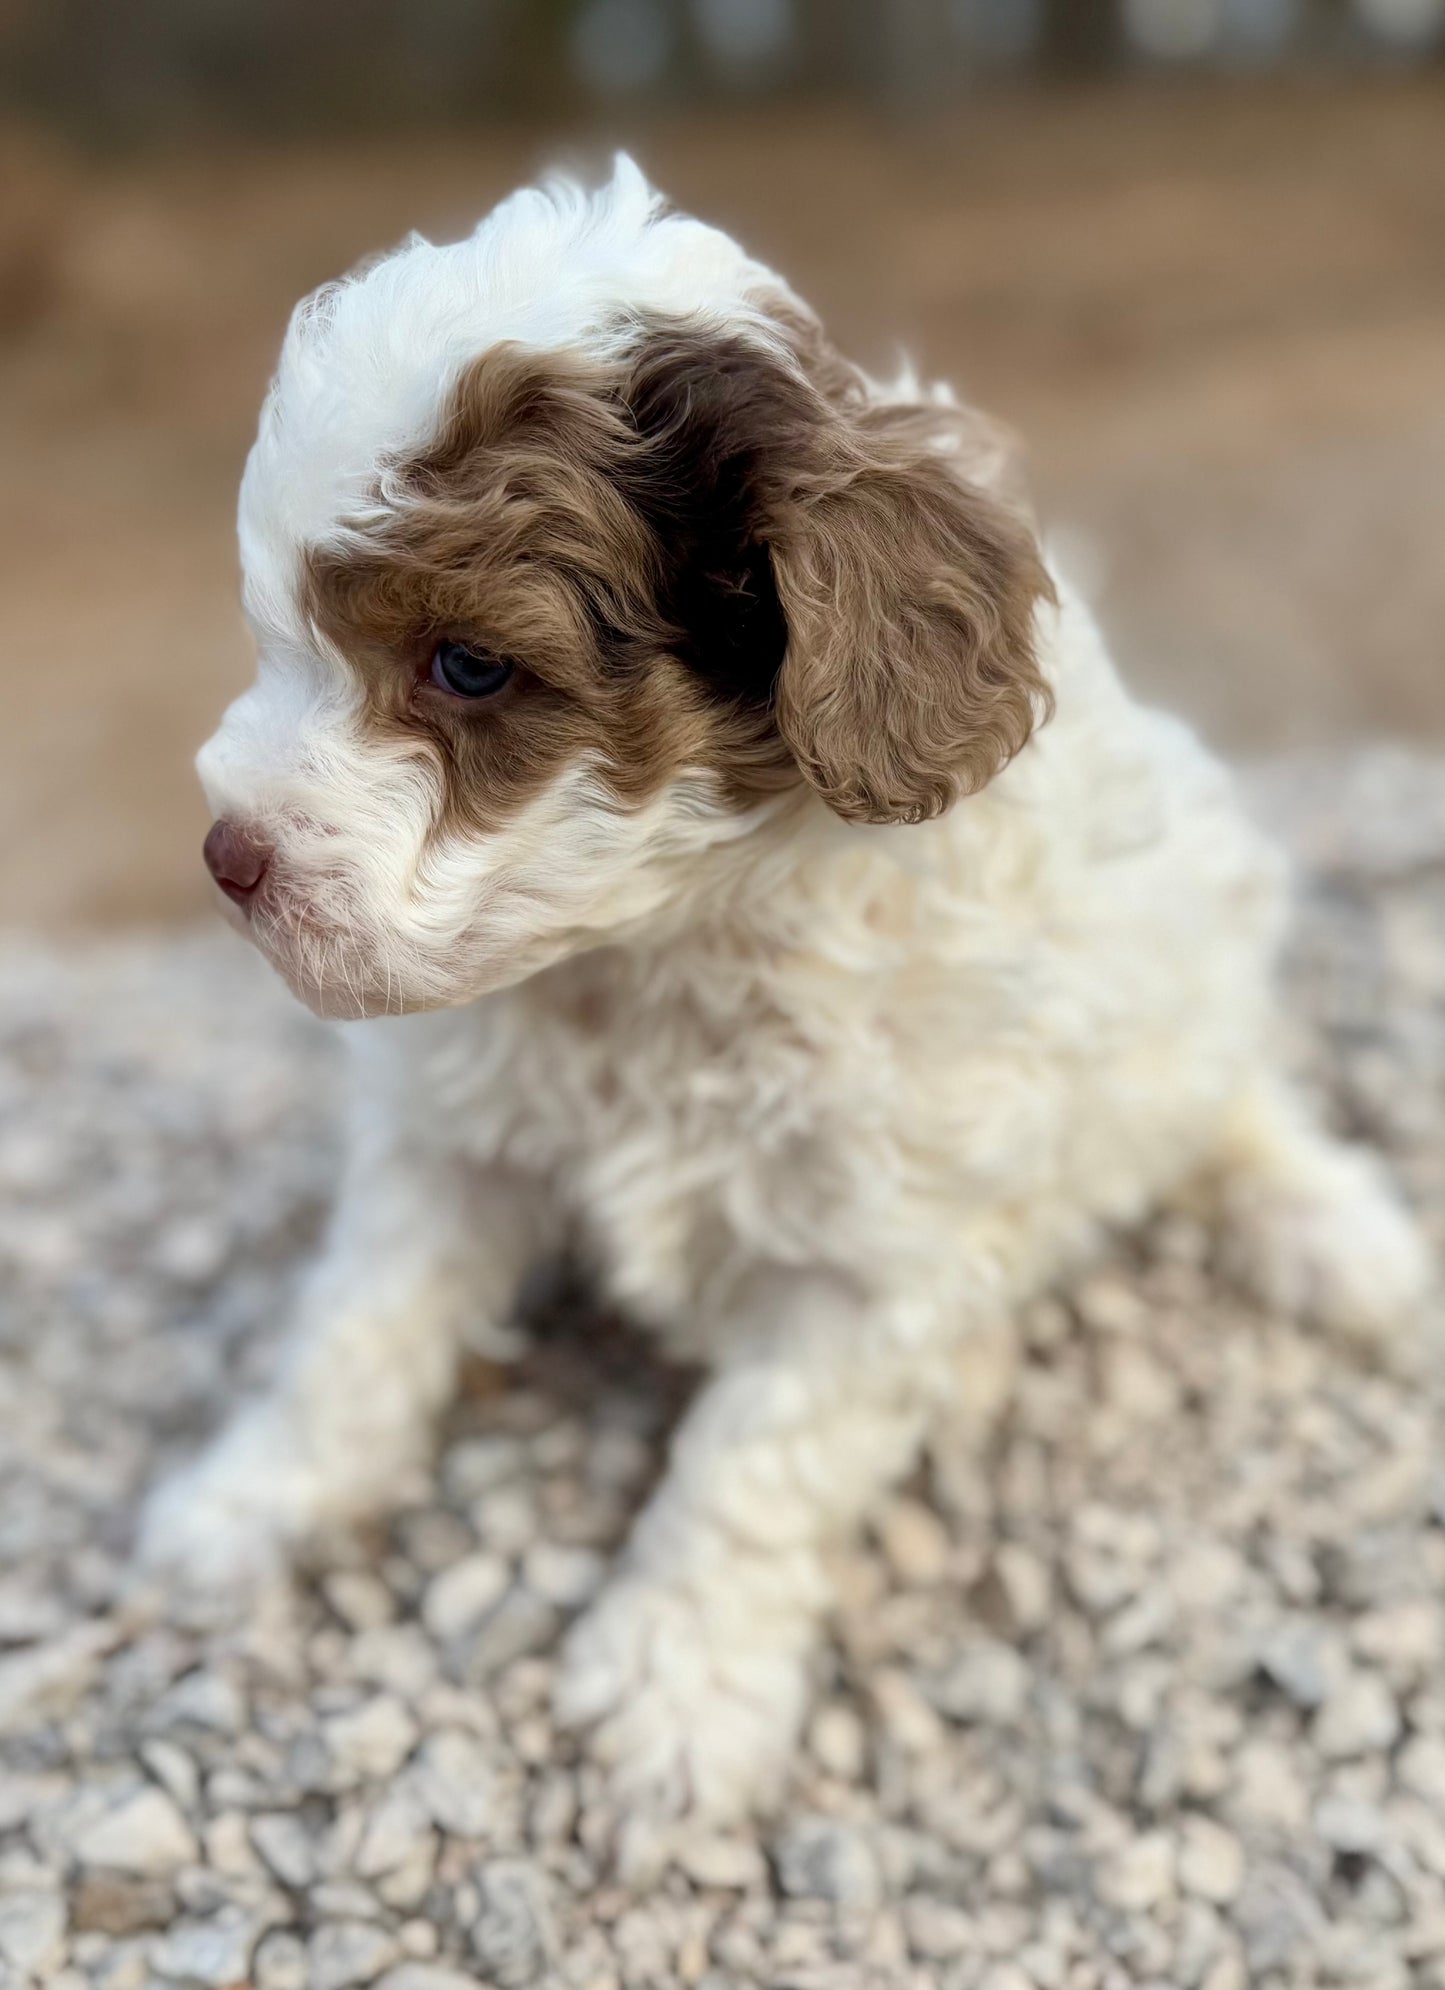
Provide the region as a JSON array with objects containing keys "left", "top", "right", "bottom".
[{"left": 1, "top": 0, "right": 1442, "bottom": 928}]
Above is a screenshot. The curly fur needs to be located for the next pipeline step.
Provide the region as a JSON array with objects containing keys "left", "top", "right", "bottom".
[{"left": 143, "top": 157, "right": 1431, "bottom": 1863}]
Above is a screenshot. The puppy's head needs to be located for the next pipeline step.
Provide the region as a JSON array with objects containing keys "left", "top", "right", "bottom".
[{"left": 202, "top": 157, "right": 1052, "bottom": 1017}]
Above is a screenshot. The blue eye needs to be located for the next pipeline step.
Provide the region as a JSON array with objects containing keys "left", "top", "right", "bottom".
[{"left": 430, "top": 640, "right": 515, "bottom": 699}]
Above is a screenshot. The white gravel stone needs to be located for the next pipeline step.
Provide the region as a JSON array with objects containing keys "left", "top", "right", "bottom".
[
  {"left": 519, "top": 1543, "right": 605, "bottom": 1609},
  {"left": 1398, "top": 1735, "right": 1445, "bottom": 1810},
  {"left": 152, "top": 1669, "right": 246, "bottom": 1736},
  {"left": 323, "top": 1573, "right": 397, "bottom": 1634},
  {"left": 137, "top": 1738, "right": 200, "bottom": 1815},
  {"left": 876, "top": 1498, "right": 952, "bottom": 1586},
  {"left": 675, "top": 1835, "right": 768, "bottom": 1892},
  {"left": 250, "top": 1813, "right": 323, "bottom": 1890},
  {"left": 1315, "top": 1792, "right": 1387, "bottom": 1854},
  {"left": 467, "top": 1859, "right": 557, "bottom": 1987},
  {"left": 151, "top": 1905, "right": 267, "bottom": 1986},
  {"left": 0, "top": 1887, "right": 66, "bottom": 1977},
  {"left": 375, "top": 1969, "right": 480, "bottom": 1990},
  {"left": 773, "top": 1817, "right": 883, "bottom": 1914},
  {"left": 308, "top": 1919, "right": 401, "bottom": 1990},
  {"left": 69, "top": 1786, "right": 198, "bottom": 1877},
  {"left": 352, "top": 1786, "right": 434, "bottom": 1881},
  {"left": 411, "top": 1729, "right": 496, "bottom": 1840},
  {"left": 254, "top": 1929, "right": 309, "bottom": 1990},
  {"left": 927, "top": 1637, "right": 1030, "bottom": 1725},
  {"left": 904, "top": 1895, "right": 977, "bottom": 1959},
  {"left": 1177, "top": 1816, "right": 1245, "bottom": 1904},
  {"left": 324, "top": 1697, "right": 419, "bottom": 1782},
  {"left": 1314, "top": 1672, "right": 1402, "bottom": 1760},
  {"left": 808, "top": 1701, "right": 868, "bottom": 1781},
  {"left": 1098, "top": 1831, "right": 1176, "bottom": 1912},
  {"left": 420, "top": 1554, "right": 510, "bottom": 1643}
]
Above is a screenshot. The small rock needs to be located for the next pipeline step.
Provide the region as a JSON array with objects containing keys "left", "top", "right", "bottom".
[
  {"left": 979, "top": 1967, "right": 1034, "bottom": 1990},
  {"left": 254, "top": 1928, "right": 309, "bottom": 1990},
  {"left": 421, "top": 1555, "right": 510, "bottom": 1643},
  {"left": 85, "top": 1937, "right": 153, "bottom": 1990},
  {"left": 443, "top": 1435, "right": 528, "bottom": 1499},
  {"left": 151, "top": 1906, "right": 265, "bottom": 1987},
  {"left": 463, "top": 1590, "right": 558, "bottom": 1679},
  {"left": 376, "top": 1970, "right": 480, "bottom": 1990},
  {"left": 411, "top": 1729, "right": 496, "bottom": 1839},
  {"left": 1315, "top": 1792, "right": 1386, "bottom": 1855},
  {"left": 1313, "top": 1672, "right": 1400, "bottom": 1760},
  {"left": 1098, "top": 1832, "right": 1175, "bottom": 1912},
  {"left": 0, "top": 1887, "right": 66, "bottom": 1978},
  {"left": 876, "top": 1499, "right": 951, "bottom": 1587},
  {"left": 324, "top": 1572, "right": 397, "bottom": 1633},
  {"left": 205, "top": 1808, "right": 265, "bottom": 1878},
  {"left": 308, "top": 1920, "right": 402, "bottom": 1990},
  {"left": 471, "top": 1486, "right": 537, "bottom": 1558},
  {"left": 989, "top": 1543, "right": 1052, "bottom": 1637},
  {"left": 520, "top": 1543, "right": 605, "bottom": 1609},
  {"left": 903, "top": 1895, "right": 976, "bottom": 1960},
  {"left": 1232, "top": 1737, "right": 1311, "bottom": 1833},
  {"left": 1398, "top": 1734, "right": 1445, "bottom": 1810},
  {"left": 71, "top": 1875, "right": 175, "bottom": 1936},
  {"left": 1234, "top": 1863, "right": 1326, "bottom": 1975},
  {"left": 1257, "top": 1620, "right": 1336, "bottom": 1710},
  {"left": 354, "top": 1785, "right": 434, "bottom": 1880},
  {"left": 346, "top": 1627, "right": 438, "bottom": 1699},
  {"left": 526, "top": 1774, "right": 576, "bottom": 1850},
  {"left": 151, "top": 1669, "right": 246, "bottom": 1736},
  {"left": 251, "top": 1812, "right": 323, "bottom": 1889},
  {"left": 325, "top": 1696, "right": 419, "bottom": 1781},
  {"left": 870, "top": 1668, "right": 946, "bottom": 1756},
  {"left": 70, "top": 1785, "right": 197, "bottom": 1877},
  {"left": 774, "top": 1816, "right": 883, "bottom": 1915},
  {"left": 136, "top": 1738, "right": 200, "bottom": 1814},
  {"left": 808, "top": 1701, "right": 868, "bottom": 1781},
  {"left": 926, "top": 1638, "right": 1029, "bottom": 1726},
  {"left": 468, "top": 1860, "right": 557, "bottom": 1987},
  {"left": 1074, "top": 1273, "right": 1147, "bottom": 1336},
  {"left": 1177, "top": 1816, "right": 1245, "bottom": 1904},
  {"left": 676, "top": 1835, "right": 767, "bottom": 1891}
]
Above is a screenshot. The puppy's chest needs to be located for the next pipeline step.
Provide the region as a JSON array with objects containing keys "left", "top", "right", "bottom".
[{"left": 463, "top": 953, "right": 861, "bottom": 1321}]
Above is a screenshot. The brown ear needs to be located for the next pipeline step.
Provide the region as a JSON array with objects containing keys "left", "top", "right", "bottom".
[{"left": 768, "top": 388, "right": 1055, "bottom": 826}]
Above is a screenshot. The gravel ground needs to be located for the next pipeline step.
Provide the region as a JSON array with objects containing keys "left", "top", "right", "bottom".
[{"left": 2, "top": 749, "right": 1444, "bottom": 1990}]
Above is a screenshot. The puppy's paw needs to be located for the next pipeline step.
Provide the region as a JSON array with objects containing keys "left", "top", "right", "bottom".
[
  {"left": 136, "top": 1423, "right": 297, "bottom": 1623},
  {"left": 1221, "top": 1146, "right": 1432, "bottom": 1345},
  {"left": 556, "top": 1571, "right": 808, "bottom": 1876}
]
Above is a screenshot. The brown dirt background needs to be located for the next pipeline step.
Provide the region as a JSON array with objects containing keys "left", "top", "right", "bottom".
[{"left": 2, "top": 78, "right": 1443, "bottom": 929}]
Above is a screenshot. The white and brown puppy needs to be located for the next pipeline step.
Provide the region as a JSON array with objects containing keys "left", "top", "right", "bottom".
[{"left": 143, "top": 157, "right": 1429, "bottom": 1848}]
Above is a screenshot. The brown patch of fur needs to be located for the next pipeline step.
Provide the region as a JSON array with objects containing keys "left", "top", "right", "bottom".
[
  {"left": 304, "top": 300, "right": 1054, "bottom": 845},
  {"left": 760, "top": 294, "right": 1056, "bottom": 825},
  {"left": 304, "top": 341, "right": 793, "bottom": 846}
]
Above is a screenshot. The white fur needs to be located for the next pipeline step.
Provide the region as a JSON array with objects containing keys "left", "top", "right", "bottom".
[{"left": 145, "top": 160, "right": 1431, "bottom": 1859}]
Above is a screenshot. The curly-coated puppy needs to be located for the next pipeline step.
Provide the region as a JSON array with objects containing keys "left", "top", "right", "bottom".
[{"left": 143, "top": 157, "right": 1429, "bottom": 1858}]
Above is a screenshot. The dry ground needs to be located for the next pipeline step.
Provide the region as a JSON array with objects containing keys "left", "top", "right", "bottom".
[{"left": 1, "top": 77, "right": 1444, "bottom": 927}]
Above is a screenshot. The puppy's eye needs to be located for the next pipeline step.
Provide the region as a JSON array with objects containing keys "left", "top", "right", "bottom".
[{"left": 430, "top": 640, "right": 515, "bottom": 699}]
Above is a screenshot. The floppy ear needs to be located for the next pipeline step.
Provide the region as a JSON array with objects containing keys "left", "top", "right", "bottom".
[
  {"left": 767, "top": 391, "right": 1055, "bottom": 826},
  {"left": 620, "top": 314, "right": 1053, "bottom": 824}
]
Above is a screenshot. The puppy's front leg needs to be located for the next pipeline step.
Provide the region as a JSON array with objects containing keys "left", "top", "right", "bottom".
[
  {"left": 557, "top": 1272, "right": 939, "bottom": 1863},
  {"left": 140, "top": 1136, "right": 545, "bottom": 1606}
]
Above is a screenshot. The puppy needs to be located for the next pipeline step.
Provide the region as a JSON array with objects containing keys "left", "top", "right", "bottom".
[{"left": 143, "top": 157, "right": 1429, "bottom": 1848}]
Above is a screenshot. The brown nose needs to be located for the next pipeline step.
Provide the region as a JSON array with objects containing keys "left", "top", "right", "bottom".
[{"left": 203, "top": 819, "right": 272, "bottom": 906}]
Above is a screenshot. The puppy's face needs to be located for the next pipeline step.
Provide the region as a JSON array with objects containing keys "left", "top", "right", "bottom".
[{"left": 201, "top": 162, "right": 1051, "bottom": 1018}]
